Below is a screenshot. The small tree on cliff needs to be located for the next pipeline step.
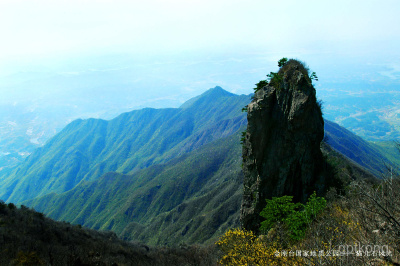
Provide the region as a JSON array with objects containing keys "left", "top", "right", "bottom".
[
  {"left": 278, "top": 57, "right": 288, "bottom": 68},
  {"left": 309, "top": 71, "right": 318, "bottom": 82},
  {"left": 253, "top": 80, "right": 268, "bottom": 93}
]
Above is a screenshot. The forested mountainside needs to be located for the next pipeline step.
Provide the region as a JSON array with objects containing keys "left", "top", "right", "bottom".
[
  {"left": 0, "top": 87, "right": 249, "bottom": 203},
  {"left": 0, "top": 87, "right": 396, "bottom": 246},
  {"left": 25, "top": 130, "right": 243, "bottom": 246}
]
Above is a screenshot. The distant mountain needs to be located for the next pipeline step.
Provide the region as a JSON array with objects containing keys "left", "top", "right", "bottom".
[
  {"left": 0, "top": 87, "right": 249, "bottom": 203},
  {"left": 324, "top": 120, "right": 392, "bottom": 177},
  {"left": 0, "top": 87, "right": 396, "bottom": 245},
  {"left": 24, "top": 130, "right": 243, "bottom": 245},
  {"left": 0, "top": 63, "right": 204, "bottom": 172}
]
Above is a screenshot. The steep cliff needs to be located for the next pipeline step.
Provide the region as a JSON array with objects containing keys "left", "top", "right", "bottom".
[{"left": 241, "top": 59, "right": 325, "bottom": 232}]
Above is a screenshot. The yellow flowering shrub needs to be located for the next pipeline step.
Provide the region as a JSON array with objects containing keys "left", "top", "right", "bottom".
[{"left": 215, "top": 228, "right": 302, "bottom": 265}]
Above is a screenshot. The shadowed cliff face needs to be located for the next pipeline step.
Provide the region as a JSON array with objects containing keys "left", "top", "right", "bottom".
[{"left": 241, "top": 60, "right": 325, "bottom": 232}]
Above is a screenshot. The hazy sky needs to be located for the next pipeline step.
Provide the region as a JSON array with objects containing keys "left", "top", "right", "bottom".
[
  {"left": 1, "top": 0, "right": 399, "bottom": 56},
  {"left": 1, "top": 0, "right": 400, "bottom": 105}
]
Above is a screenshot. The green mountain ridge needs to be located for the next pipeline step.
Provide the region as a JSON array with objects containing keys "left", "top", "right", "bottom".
[
  {"left": 324, "top": 120, "right": 392, "bottom": 176},
  {"left": 24, "top": 130, "right": 244, "bottom": 245},
  {"left": 23, "top": 122, "right": 386, "bottom": 245},
  {"left": 0, "top": 86, "right": 397, "bottom": 246},
  {"left": 0, "top": 87, "right": 249, "bottom": 203}
]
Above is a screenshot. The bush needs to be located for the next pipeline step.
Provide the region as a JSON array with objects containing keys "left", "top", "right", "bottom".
[
  {"left": 253, "top": 80, "right": 268, "bottom": 93},
  {"left": 260, "top": 192, "right": 326, "bottom": 240},
  {"left": 215, "top": 228, "right": 302, "bottom": 265},
  {"left": 240, "top": 130, "right": 247, "bottom": 145},
  {"left": 253, "top": 58, "right": 317, "bottom": 92},
  {"left": 309, "top": 71, "right": 318, "bottom": 82},
  {"left": 266, "top": 72, "right": 282, "bottom": 89},
  {"left": 259, "top": 195, "right": 301, "bottom": 232}
]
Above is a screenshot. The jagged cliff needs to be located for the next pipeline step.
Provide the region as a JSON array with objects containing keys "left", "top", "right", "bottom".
[{"left": 241, "top": 59, "right": 325, "bottom": 232}]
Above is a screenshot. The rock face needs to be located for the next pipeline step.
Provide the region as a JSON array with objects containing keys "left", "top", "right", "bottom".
[{"left": 241, "top": 60, "right": 325, "bottom": 232}]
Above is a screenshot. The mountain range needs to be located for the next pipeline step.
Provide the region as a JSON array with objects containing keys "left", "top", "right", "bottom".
[{"left": 0, "top": 86, "right": 395, "bottom": 245}]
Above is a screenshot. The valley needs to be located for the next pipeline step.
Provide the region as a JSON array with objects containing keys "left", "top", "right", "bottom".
[{"left": 321, "top": 88, "right": 400, "bottom": 140}]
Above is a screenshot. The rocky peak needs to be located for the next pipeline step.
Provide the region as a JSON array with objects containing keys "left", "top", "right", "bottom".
[{"left": 240, "top": 59, "right": 325, "bottom": 232}]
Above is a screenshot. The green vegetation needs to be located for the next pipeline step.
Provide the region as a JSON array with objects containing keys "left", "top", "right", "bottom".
[
  {"left": 260, "top": 192, "right": 326, "bottom": 240},
  {"left": 266, "top": 71, "right": 283, "bottom": 89},
  {"left": 252, "top": 57, "right": 318, "bottom": 92},
  {"left": 277, "top": 58, "right": 319, "bottom": 86},
  {"left": 240, "top": 130, "right": 246, "bottom": 145},
  {"left": 1, "top": 86, "right": 398, "bottom": 251},
  {"left": 309, "top": 71, "right": 318, "bottom": 82},
  {"left": 252, "top": 57, "right": 288, "bottom": 93},
  {"left": 260, "top": 196, "right": 299, "bottom": 232},
  {"left": 25, "top": 130, "right": 245, "bottom": 246},
  {"left": 278, "top": 57, "right": 288, "bottom": 67},
  {"left": 23, "top": 122, "right": 391, "bottom": 248},
  {"left": 1, "top": 83, "right": 399, "bottom": 265},
  {"left": 253, "top": 79, "right": 268, "bottom": 93}
]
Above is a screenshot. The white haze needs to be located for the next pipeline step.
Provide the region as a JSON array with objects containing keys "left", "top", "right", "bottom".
[
  {"left": 0, "top": 0, "right": 399, "bottom": 104},
  {"left": 0, "top": 0, "right": 399, "bottom": 162}
]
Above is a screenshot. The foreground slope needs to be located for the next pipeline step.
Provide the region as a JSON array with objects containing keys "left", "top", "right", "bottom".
[{"left": 0, "top": 202, "right": 218, "bottom": 265}]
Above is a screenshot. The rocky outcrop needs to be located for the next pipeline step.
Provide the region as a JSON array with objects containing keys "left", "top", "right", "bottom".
[{"left": 241, "top": 60, "right": 325, "bottom": 232}]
